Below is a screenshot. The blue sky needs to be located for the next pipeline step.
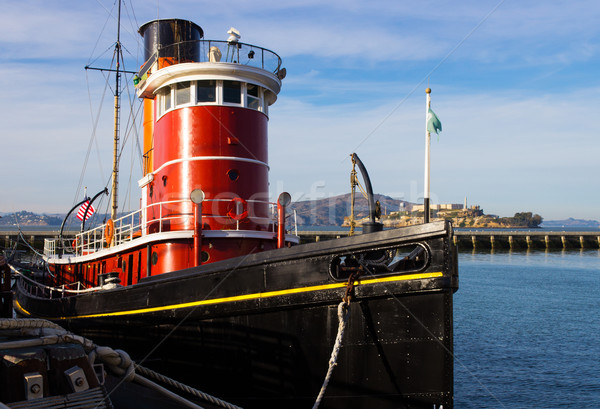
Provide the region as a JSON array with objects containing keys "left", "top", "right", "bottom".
[{"left": 1, "top": 0, "right": 598, "bottom": 221}]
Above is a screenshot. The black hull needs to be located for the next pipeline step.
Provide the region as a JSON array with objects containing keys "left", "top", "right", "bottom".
[{"left": 16, "top": 221, "right": 458, "bottom": 409}]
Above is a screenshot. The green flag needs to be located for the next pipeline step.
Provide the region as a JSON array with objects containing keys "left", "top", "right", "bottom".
[{"left": 426, "top": 108, "right": 442, "bottom": 135}]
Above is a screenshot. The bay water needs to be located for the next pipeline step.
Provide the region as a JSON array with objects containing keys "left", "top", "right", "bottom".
[{"left": 454, "top": 249, "right": 600, "bottom": 408}]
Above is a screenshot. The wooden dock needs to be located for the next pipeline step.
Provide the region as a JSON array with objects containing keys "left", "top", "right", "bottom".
[{"left": 294, "top": 229, "right": 600, "bottom": 250}]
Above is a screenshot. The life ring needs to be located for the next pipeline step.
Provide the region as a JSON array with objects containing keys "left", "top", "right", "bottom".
[
  {"left": 227, "top": 197, "right": 248, "bottom": 221},
  {"left": 72, "top": 236, "right": 86, "bottom": 249},
  {"left": 104, "top": 219, "right": 115, "bottom": 246}
]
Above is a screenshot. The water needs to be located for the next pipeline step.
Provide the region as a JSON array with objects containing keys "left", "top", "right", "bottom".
[{"left": 455, "top": 249, "right": 600, "bottom": 408}]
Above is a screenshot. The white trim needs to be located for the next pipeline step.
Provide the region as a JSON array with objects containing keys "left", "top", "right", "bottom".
[
  {"left": 152, "top": 155, "right": 269, "bottom": 176},
  {"left": 285, "top": 234, "right": 301, "bottom": 244},
  {"left": 46, "top": 230, "right": 194, "bottom": 265},
  {"left": 47, "top": 230, "right": 300, "bottom": 264},
  {"left": 138, "top": 173, "right": 154, "bottom": 188},
  {"left": 203, "top": 230, "right": 300, "bottom": 244},
  {"left": 202, "top": 230, "right": 275, "bottom": 240},
  {"left": 138, "top": 62, "right": 281, "bottom": 100},
  {"left": 155, "top": 79, "right": 270, "bottom": 120}
]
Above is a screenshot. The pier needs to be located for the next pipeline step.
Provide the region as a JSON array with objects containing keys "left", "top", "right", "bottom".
[
  {"left": 295, "top": 229, "right": 600, "bottom": 250},
  {"left": 2, "top": 230, "right": 77, "bottom": 252},
  {"left": 452, "top": 230, "right": 600, "bottom": 250},
  {"left": 3, "top": 229, "right": 600, "bottom": 252}
]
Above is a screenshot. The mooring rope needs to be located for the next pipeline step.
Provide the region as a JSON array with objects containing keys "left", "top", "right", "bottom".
[
  {"left": 312, "top": 300, "right": 350, "bottom": 409},
  {"left": 11, "top": 266, "right": 98, "bottom": 294},
  {"left": 0, "top": 318, "right": 242, "bottom": 409},
  {"left": 136, "top": 365, "right": 243, "bottom": 409}
]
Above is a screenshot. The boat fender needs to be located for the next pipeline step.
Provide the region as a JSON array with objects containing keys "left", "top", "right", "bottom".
[
  {"left": 227, "top": 197, "right": 248, "bottom": 220},
  {"left": 104, "top": 219, "right": 115, "bottom": 246}
]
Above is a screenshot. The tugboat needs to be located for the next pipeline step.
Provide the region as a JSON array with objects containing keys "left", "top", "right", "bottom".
[{"left": 15, "top": 17, "right": 459, "bottom": 409}]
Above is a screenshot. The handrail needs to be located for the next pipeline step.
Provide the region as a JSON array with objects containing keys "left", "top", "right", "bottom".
[
  {"left": 11, "top": 265, "right": 98, "bottom": 297},
  {"left": 45, "top": 198, "right": 279, "bottom": 259},
  {"left": 136, "top": 39, "right": 282, "bottom": 82}
]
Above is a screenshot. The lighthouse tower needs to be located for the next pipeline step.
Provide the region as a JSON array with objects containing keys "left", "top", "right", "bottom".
[{"left": 135, "top": 19, "right": 290, "bottom": 272}]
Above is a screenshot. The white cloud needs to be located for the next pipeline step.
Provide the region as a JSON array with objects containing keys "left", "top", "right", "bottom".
[
  {"left": 268, "top": 86, "right": 600, "bottom": 219},
  {"left": 1, "top": 0, "right": 598, "bottom": 221}
]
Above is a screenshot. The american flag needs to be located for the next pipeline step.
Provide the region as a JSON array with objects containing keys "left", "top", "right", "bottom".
[{"left": 76, "top": 200, "right": 95, "bottom": 221}]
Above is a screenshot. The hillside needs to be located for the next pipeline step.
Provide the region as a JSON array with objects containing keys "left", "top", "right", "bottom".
[
  {"left": 0, "top": 211, "right": 62, "bottom": 226},
  {"left": 289, "top": 194, "right": 411, "bottom": 226}
]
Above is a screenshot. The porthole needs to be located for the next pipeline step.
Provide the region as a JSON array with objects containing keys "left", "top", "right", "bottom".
[
  {"left": 151, "top": 251, "right": 158, "bottom": 265},
  {"left": 227, "top": 169, "right": 239, "bottom": 181},
  {"left": 201, "top": 251, "right": 210, "bottom": 263}
]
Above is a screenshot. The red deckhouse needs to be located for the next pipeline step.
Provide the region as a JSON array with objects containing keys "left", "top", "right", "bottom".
[{"left": 44, "top": 19, "right": 295, "bottom": 286}]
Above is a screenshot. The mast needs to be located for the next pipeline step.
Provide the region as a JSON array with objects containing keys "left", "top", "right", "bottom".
[{"left": 110, "top": 0, "right": 122, "bottom": 220}]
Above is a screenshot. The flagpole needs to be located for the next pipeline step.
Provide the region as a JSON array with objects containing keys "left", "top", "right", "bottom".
[{"left": 424, "top": 88, "right": 431, "bottom": 223}]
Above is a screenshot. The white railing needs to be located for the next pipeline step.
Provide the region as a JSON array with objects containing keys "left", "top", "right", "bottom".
[{"left": 44, "top": 198, "right": 279, "bottom": 259}]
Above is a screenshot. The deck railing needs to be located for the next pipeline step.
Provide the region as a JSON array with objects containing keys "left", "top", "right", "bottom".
[
  {"left": 136, "top": 39, "right": 283, "bottom": 87},
  {"left": 44, "top": 198, "right": 278, "bottom": 259}
]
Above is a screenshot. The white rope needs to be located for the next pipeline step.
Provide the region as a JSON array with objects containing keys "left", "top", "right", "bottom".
[
  {"left": 11, "top": 265, "right": 98, "bottom": 294},
  {"left": 133, "top": 374, "right": 207, "bottom": 409},
  {"left": 136, "top": 366, "right": 243, "bottom": 409},
  {"left": 0, "top": 318, "right": 64, "bottom": 331},
  {"left": 0, "top": 318, "right": 239, "bottom": 409},
  {"left": 312, "top": 301, "right": 350, "bottom": 409}
]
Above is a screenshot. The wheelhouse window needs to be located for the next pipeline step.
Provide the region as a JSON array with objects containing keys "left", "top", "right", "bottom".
[
  {"left": 246, "top": 83, "right": 260, "bottom": 110},
  {"left": 157, "top": 86, "right": 171, "bottom": 117},
  {"left": 156, "top": 80, "right": 268, "bottom": 120},
  {"left": 175, "top": 81, "right": 191, "bottom": 106},
  {"left": 197, "top": 80, "right": 216, "bottom": 102},
  {"left": 223, "top": 81, "right": 241, "bottom": 104},
  {"left": 164, "top": 86, "right": 172, "bottom": 111}
]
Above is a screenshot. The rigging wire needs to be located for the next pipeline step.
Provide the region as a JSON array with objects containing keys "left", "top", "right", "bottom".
[
  {"left": 121, "top": 0, "right": 142, "bottom": 52},
  {"left": 80, "top": 28, "right": 145, "bottom": 220},
  {"left": 344, "top": 0, "right": 508, "bottom": 160},
  {"left": 76, "top": 69, "right": 111, "bottom": 209},
  {"left": 87, "top": 44, "right": 118, "bottom": 70},
  {"left": 119, "top": 103, "right": 144, "bottom": 212},
  {"left": 115, "top": 46, "right": 144, "bottom": 212},
  {"left": 356, "top": 260, "right": 508, "bottom": 408},
  {"left": 93, "top": 0, "right": 140, "bottom": 41},
  {"left": 119, "top": 87, "right": 143, "bottom": 164},
  {"left": 87, "top": 3, "right": 116, "bottom": 65},
  {"left": 79, "top": 47, "right": 119, "bottom": 207}
]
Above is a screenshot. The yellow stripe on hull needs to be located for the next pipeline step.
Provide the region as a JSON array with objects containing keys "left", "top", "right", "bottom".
[{"left": 15, "top": 271, "right": 443, "bottom": 320}]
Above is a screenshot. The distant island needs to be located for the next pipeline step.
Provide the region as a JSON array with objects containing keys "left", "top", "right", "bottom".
[
  {"left": 339, "top": 200, "right": 545, "bottom": 229},
  {"left": 1, "top": 197, "right": 598, "bottom": 229},
  {"left": 373, "top": 209, "right": 545, "bottom": 229},
  {"left": 540, "top": 218, "right": 600, "bottom": 229}
]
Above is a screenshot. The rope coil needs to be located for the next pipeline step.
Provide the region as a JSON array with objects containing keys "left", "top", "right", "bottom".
[{"left": 0, "top": 318, "right": 241, "bottom": 409}]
